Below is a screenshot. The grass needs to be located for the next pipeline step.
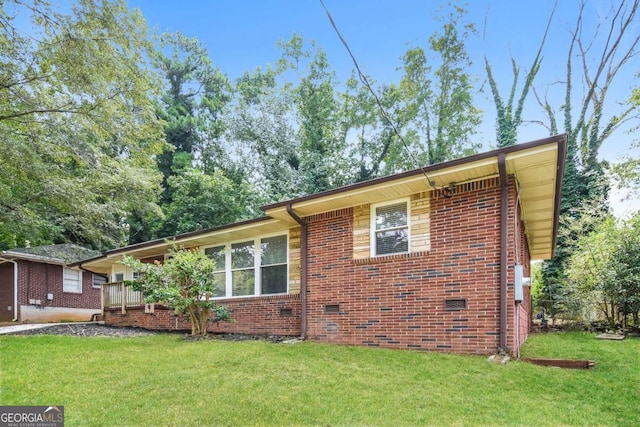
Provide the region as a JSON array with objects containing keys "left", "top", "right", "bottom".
[{"left": 0, "top": 332, "right": 638, "bottom": 426}]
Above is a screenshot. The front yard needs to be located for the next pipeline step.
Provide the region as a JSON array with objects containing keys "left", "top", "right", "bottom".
[{"left": 0, "top": 331, "right": 638, "bottom": 426}]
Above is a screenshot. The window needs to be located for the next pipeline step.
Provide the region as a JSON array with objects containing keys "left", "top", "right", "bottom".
[
  {"left": 372, "top": 200, "right": 409, "bottom": 256},
  {"left": 92, "top": 274, "right": 107, "bottom": 289},
  {"left": 114, "top": 272, "right": 125, "bottom": 282},
  {"left": 204, "top": 246, "right": 226, "bottom": 297},
  {"left": 231, "top": 241, "right": 255, "bottom": 296},
  {"left": 204, "top": 234, "right": 288, "bottom": 298},
  {"left": 63, "top": 268, "right": 82, "bottom": 293},
  {"left": 261, "top": 235, "right": 287, "bottom": 294}
]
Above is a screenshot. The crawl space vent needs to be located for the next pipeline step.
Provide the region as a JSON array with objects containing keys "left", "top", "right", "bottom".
[
  {"left": 444, "top": 299, "right": 467, "bottom": 311},
  {"left": 325, "top": 304, "right": 340, "bottom": 314}
]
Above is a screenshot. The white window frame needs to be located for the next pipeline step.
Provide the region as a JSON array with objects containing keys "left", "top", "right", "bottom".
[
  {"left": 370, "top": 198, "right": 411, "bottom": 257},
  {"left": 92, "top": 274, "right": 107, "bottom": 289},
  {"left": 204, "top": 233, "right": 289, "bottom": 299},
  {"left": 63, "top": 268, "right": 82, "bottom": 293}
]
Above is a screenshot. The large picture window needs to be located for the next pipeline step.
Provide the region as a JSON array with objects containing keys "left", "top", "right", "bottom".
[
  {"left": 205, "top": 234, "right": 288, "bottom": 298},
  {"left": 372, "top": 200, "right": 409, "bottom": 256}
]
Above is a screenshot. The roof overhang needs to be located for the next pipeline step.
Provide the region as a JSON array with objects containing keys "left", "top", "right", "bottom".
[
  {"left": 74, "top": 217, "right": 290, "bottom": 274},
  {"left": 264, "top": 134, "right": 567, "bottom": 260},
  {"left": 0, "top": 251, "right": 67, "bottom": 266},
  {"left": 76, "top": 135, "right": 566, "bottom": 273}
]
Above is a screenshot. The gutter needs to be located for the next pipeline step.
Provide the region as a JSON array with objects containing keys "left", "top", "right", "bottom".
[
  {"left": 286, "top": 204, "right": 308, "bottom": 340},
  {"left": 498, "top": 153, "right": 508, "bottom": 353},
  {"left": 0, "top": 257, "right": 19, "bottom": 321}
]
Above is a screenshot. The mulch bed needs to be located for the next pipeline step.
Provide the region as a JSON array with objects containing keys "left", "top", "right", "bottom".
[{"left": 7, "top": 323, "right": 298, "bottom": 343}]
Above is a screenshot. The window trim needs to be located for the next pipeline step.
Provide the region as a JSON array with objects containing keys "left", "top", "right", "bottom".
[
  {"left": 370, "top": 198, "right": 411, "bottom": 257},
  {"left": 92, "top": 274, "right": 107, "bottom": 289},
  {"left": 203, "top": 232, "right": 289, "bottom": 299},
  {"left": 63, "top": 267, "right": 82, "bottom": 294}
]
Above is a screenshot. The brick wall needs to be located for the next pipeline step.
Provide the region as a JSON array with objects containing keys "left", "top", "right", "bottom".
[
  {"left": 17, "top": 261, "right": 100, "bottom": 310},
  {"left": 305, "top": 177, "right": 526, "bottom": 355},
  {"left": 104, "top": 294, "right": 301, "bottom": 336}
]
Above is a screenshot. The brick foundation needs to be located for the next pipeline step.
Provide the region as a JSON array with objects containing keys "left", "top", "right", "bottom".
[{"left": 104, "top": 294, "right": 301, "bottom": 336}]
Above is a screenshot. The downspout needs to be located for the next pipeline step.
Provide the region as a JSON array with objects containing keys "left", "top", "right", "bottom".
[
  {"left": 498, "top": 153, "right": 509, "bottom": 353},
  {"left": 78, "top": 264, "right": 108, "bottom": 321},
  {"left": 286, "top": 204, "right": 308, "bottom": 340},
  {"left": 0, "top": 257, "right": 19, "bottom": 321}
]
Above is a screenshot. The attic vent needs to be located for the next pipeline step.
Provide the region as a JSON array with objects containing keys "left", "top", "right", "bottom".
[
  {"left": 279, "top": 308, "right": 293, "bottom": 317},
  {"left": 325, "top": 304, "right": 340, "bottom": 314},
  {"left": 444, "top": 299, "right": 467, "bottom": 311}
]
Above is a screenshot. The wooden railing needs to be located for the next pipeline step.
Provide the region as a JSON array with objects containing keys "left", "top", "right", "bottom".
[{"left": 102, "top": 282, "right": 145, "bottom": 314}]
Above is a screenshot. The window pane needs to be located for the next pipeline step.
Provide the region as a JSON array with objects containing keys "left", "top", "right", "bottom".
[
  {"left": 205, "top": 246, "right": 225, "bottom": 270},
  {"left": 375, "top": 202, "right": 407, "bottom": 230},
  {"left": 261, "top": 235, "right": 287, "bottom": 265},
  {"left": 63, "top": 268, "right": 81, "bottom": 292},
  {"left": 261, "top": 265, "right": 287, "bottom": 294},
  {"left": 376, "top": 229, "right": 409, "bottom": 255},
  {"left": 213, "top": 272, "right": 226, "bottom": 297},
  {"left": 232, "top": 242, "right": 254, "bottom": 269},
  {"left": 232, "top": 269, "right": 254, "bottom": 296},
  {"left": 93, "top": 275, "right": 106, "bottom": 288}
]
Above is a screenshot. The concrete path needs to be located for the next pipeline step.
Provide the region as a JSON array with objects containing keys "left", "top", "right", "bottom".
[{"left": 0, "top": 322, "right": 101, "bottom": 335}]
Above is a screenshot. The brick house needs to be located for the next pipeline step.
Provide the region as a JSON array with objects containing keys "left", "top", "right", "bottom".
[
  {"left": 0, "top": 244, "right": 103, "bottom": 322},
  {"left": 75, "top": 135, "right": 566, "bottom": 356}
]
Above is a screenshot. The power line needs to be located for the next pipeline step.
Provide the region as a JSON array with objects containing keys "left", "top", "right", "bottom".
[{"left": 318, "top": 0, "right": 437, "bottom": 191}]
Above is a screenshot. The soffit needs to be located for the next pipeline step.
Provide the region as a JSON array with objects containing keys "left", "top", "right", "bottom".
[
  {"left": 78, "top": 218, "right": 290, "bottom": 274},
  {"left": 266, "top": 140, "right": 562, "bottom": 260}
]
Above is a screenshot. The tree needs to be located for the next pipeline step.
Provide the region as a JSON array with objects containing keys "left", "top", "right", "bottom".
[
  {"left": 339, "top": 4, "right": 481, "bottom": 183},
  {"left": 152, "top": 32, "right": 233, "bottom": 199},
  {"left": 122, "top": 248, "right": 231, "bottom": 337},
  {"left": 540, "top": 0, "right": 639, "bottom": 308},
  {"left": 484, "top": 1, "right": 555, "bottom": 147},
  {"left": 400, "top": 4, "right": 482, "bottom": 164},
  {"left": 0, "top": 0, "right": 165, "bottom": 250},
  {"left": 161, "top": 168, "right": 256, "bottom": 237},
  {"left": 566, "top": 213, "right": 640, "bottom": 327},
  {"left": 231, "top": 34, "right": 348, "bottom": 201}
]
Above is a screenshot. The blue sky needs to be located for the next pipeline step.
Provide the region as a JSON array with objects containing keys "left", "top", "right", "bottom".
[
  {"left": 126, "top": 1, "right": 633, "bottom": 145},
  {"left": 126, "top": 0, "right": 638, "bottom": 212}
]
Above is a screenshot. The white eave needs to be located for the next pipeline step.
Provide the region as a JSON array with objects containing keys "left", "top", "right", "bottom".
[{"left": 263, "top": 135, "right": 566, "bottom": 260}]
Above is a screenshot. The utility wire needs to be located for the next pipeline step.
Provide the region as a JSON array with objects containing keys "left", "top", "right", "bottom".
[{"left": 319, "top": 0, "right": 438, "bottom": 191}]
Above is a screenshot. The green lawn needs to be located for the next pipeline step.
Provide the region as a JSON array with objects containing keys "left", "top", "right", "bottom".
[{"left": 1, "top": 332, "right": 638, "bottom": 426}]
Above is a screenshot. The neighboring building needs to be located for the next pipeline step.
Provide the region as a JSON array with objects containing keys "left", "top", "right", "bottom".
[
  {"left": 75, "top": 135, "right": 566, "bottom": 356},
  {"left": 0, "top": 244, "right": 102, "bottom": 322}
]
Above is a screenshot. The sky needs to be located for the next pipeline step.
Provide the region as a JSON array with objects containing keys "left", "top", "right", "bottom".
[{"left": 124, "top": 1, "right": 638, "bottom": 214}]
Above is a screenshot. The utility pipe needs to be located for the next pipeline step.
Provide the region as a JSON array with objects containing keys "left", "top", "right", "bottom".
[
  {"left": 498, "top": 153, "right": 508, "bottom": 353},
  {"left": 286, "top": 204, "right": 308, "bottom": 340},
  {"left": 0, "top": 257, "right": 19, "bottom": 321}
]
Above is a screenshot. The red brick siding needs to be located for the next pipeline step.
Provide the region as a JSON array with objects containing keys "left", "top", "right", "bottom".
[
  {"left": 104, "top": 294, "right": 301, "bottom": 336},
  {"left": 305, "top": 178, "right": 524, "bottom": 355},
  {"left": 17, "top": 261, "right": 100, "bottom": 310}
]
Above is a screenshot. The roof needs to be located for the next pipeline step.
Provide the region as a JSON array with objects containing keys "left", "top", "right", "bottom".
[
  {"left": 74, "top": 134, "right": 567, "bottom": 273},
  {"left": 263, "top": 134, "right": 567, "bottom": 259},
  {"left": 1, "top": 244, "right": 101, "bottom": 265}
]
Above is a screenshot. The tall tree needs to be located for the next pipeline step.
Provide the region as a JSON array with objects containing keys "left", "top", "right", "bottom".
[
  {"left": 340, "top": 3, "right": 481, "bottom": 184},
  {"left": 400, "top": 4, "right": 482, "bottom": 165},
  {"left": 540, "top": 0, "right": 640, "bottom": 303},
  {"left": 152, "top": 32, "right": 232, "bottom": 204},
  {"left": 232, "top": 34, "right": 347, "bottom": 201},
  {"left": 484, "top": 2, "right": 556, "bottom": 147},
  {"left": 0, "top": 0, "right": 164, "bottom": 250}
]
